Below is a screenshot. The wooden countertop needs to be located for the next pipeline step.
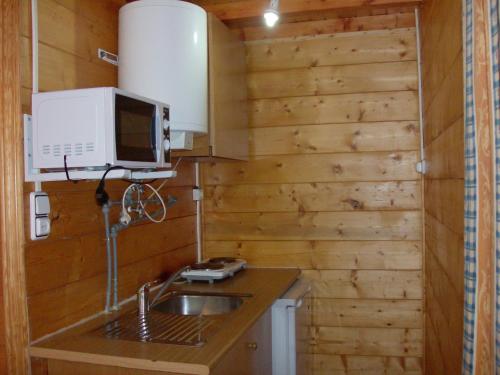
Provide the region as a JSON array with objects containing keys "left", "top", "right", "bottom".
[{"left": 30, "top": 268, "right": 300, "bottom": 375}]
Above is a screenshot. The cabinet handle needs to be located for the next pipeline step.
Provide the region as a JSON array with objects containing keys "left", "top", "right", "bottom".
[{"left": 247, "top": 342, "right": 258, "bottom": 350}]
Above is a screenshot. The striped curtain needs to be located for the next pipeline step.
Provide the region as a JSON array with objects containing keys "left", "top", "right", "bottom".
[
  {"left": 463, "top": 0, "right": 496, "bottom": 374},
  {"left": 463, "top": 0, "right": 479, "bottom": 371}
]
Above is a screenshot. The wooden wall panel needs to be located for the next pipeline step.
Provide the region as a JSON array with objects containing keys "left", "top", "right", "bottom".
[
  {"left": 205, "top": 240, "right": 422, "bottom": 270},
  {"left": 21, "top": 1, "right": 197, "bottom": 341},
  {"left": 28, "top": 244, "right": 195, "bottom": 340},
  {"left": 246, "top": 28, "right": 416, "bottom": 71},
  {"left": 303, "top": 270, "right": 422, "bottom": 299},
  {"left": 203, "top": 152, "right": 419, "bottom": 184},
  {"left": 421, "top": 0, "right": 464, "bottom": 374},
  {"left": 249, "top": 122, "right": 420, "bottom": 155},
  {"left": 0, "top": 1, "right": 30, "bottom": 373},
  {"left": 420, "top": 0, "right": 462, "bottom": 117},
  {"left": 249, "top": 91, "right": 418, "bottom": 127},
  {"left": 313, "top": 354, "right": 422, "bottom": 375},
  {"left": 314, "top": 327, "right": 422, "bottom": 357},
  {"left": 205, "top": 211, "right": 421, "bottom": 241},
  {"left": 247, "top": 61, "right": 418, "bottom": 99},
  {"left": 203, "top": 13, "right": 423, "bottom": 374},
  {"left": 205, "top": 181, "right": 421, "bottom": 212},
  {"left": 423, "top": 55, "right": 463, "bottom": 144},
  {"left": 313, "top": 299, "right": 423, "bottom": 328}
]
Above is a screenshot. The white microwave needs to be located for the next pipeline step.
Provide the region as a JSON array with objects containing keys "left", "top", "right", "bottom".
[{"left": 31, "top": 87, "right": 171, "bottom": 170}]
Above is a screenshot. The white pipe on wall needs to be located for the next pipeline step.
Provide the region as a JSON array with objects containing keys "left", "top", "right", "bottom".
[
  {"left": 415, "top": 8, "right": 426, "bottom": 169},
  {"left": 31, "top": 0, "right": 42, "bottom": 192},
  {"left": 31, "top": 0, "right": 38, "bottom": 94},
  {"left": 195, "top": 162, "right": 202, "bottom": 263}
]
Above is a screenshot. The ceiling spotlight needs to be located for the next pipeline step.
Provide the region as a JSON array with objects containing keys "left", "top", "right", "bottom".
[{"left": 264, "top": 0, "right": 280, "bottom": 27}]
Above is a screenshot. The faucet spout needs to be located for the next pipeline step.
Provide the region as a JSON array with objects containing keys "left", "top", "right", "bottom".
[
  {"left": 138, "top": 265, "right": 191, "bottom": 316},
  {"left": 137, "top": 279, "right": 161, "bottom": 317}
]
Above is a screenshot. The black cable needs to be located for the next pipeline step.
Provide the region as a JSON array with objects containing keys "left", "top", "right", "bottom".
[
  {"left": 95, "top": 165, "right": 128, "bottom": 206},
  {"left": 64, "top": 155, "right": 79, "bottom": 184},
  {"left": 95, "top": 166, "right": 159, "bottom": 206},
  {"left": 121, "top": 178, "right": 158, "bottom": 185}
]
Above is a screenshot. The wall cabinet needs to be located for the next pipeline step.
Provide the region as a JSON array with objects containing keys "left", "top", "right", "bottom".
[
  {"left": 173, "top": 14, "right": 249, "bottom": 161},
  {"left": 43, "top": 309, "right": 271, "bottom": 375}
]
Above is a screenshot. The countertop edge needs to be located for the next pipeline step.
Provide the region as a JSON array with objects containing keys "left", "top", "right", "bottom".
[{"left": 30, "top": 347, "right": 210, "bottom": 375}]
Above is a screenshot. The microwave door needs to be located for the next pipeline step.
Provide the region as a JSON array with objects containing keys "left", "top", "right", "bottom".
[{"left": 115, "top": 94, "right": 157, "bottom": 164}]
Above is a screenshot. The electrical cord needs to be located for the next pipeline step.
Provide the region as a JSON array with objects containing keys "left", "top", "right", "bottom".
[
  {"left": 146, "top": 157, "right": 183, "bottom": 200},
  {"left": 172, "top": 157, "right": 183, "bottom": 173},
  {"left": 96, "top": 167, "right": 156, "bottom": 206},
  {"left": 120, "top": 183, "right": 137, "bottom": 225},
  {"left": 139, "top": 184, "right": 167, "bottom": 223},
  {"left": 64, "top": 155, "right": 78, "bottom": 184},
  {"left": 95, "top": 165, "right": 128, "bottom": 206},
  {"left": 96, "top": 159, "right": 180, "bottom": 207},
  {"left": 120, "top": 183, "right": 167, "bottom": 224}
]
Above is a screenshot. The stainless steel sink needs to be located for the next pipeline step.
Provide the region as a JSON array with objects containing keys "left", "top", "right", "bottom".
[
  {"left": 153, "top": 293, "right": 244, "bottom": 316},
  {"left": 93, "top": 291, "right": 251, "bottom": 346}
]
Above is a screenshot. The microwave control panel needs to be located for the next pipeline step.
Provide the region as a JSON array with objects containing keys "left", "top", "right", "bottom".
[{"left": 163, "top": 106, "right": 171, "bottom": 166}]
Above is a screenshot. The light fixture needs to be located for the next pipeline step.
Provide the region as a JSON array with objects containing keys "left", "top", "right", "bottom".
[{"left": 264, "top": 0, "right": 280, "bottom": 27}]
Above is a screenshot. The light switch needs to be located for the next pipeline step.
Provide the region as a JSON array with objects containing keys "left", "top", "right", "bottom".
[
  {"left": 30, "top": 192, "right": 50, "bottom": 240},
  {"left": 35, "top": 217, "right": 51, "bottom": 237},
  {"left": 35, "top": 194, "right": 50, "bottom": 215}
]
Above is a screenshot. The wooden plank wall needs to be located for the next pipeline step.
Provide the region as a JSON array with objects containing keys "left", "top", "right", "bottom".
[
  {"left": 20, "top": 0, "right": 196, "bottom": 341},
  {"left": 203, "top": 10, "right": 424, "bottom": 375},
  {"left": 421, "top": 1, "right": 464, "bottom": 374},
  {"left": 1, "top": 1, "right": 27, "bottom": 373}
]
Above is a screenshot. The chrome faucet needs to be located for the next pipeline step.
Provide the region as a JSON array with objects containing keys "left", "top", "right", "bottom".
[
  {"left": 137, "top": 279, "right": 161, "bottom": 317},
  {"left": 137, "top": 265, "right": 191, "bottom": 317}
]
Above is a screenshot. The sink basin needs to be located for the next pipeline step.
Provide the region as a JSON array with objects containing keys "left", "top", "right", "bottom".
[
  {"left": 152, "top": 293, "right": 244, "bottom": 316},
  {"left": 94, "top": 291, "right": 251, "bottom": 346}
]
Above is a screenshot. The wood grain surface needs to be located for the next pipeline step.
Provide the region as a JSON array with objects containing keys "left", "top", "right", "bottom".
[
  {"left": 420, "top": 0, "right": 464, "bottom": 374},
  {"left": 203, "top": 14, "right": 423, "bottom": 373},
  {"left": 20, "top": 0, "right": 198, "bottom": 343},
  {"left": 190, "top": 0, "right": 422, "bottom": 21},
  {"left": 0, "top": 1, "right": 30, "bottom": 374}
]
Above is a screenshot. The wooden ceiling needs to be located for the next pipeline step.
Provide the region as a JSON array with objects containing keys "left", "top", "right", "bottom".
[{"left": 189, "top": 0, "right": 422, "bottom": 20}]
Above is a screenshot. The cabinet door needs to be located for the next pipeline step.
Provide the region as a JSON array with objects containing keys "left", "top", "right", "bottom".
[
  {"left": 173, "top": 14, "right": 248, "bottom": 161},
  {"left": 212, "top": 309, "right": 271, "bottom": 375},
  {"left": 207, "top": 14, "right": 248, "bottom": 160}
]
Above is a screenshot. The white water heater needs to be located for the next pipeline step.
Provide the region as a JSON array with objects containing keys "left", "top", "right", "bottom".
[{"left": 118, "top": 0, "right": 208, "bottom": 150}]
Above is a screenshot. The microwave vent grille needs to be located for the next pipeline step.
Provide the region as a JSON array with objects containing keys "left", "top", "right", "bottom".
[
  {"left": 52, "top": 145, "right": 61, "bottom": 157},
  {"left": 64, "top": 144, "right": 72, "bottom": 156},
  {"left": 75, "top": 143, "right": 83, "bottom": 156},
  {"left": 41, "top": 143, "right": 93, "bottom": 158},
  {"left": 86, "top": 142, "right": 95, "bottom": 152}
]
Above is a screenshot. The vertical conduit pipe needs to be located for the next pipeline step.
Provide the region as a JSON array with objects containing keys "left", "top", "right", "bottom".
[
  {"left": 31, "top": 0, "right": 42, "bottom": 192},
  {"left": 195, "top": 162, "right": 202, "bottom": 263},
  {"left": 31, "top": 0, "right": 38, "bottom": 94},
  {"left": 102, "top": 204, "right": 113, "bottom": 312},
  {"left": 111, "top": 229, "right": 119, "bottom": 310},
  {"left": 415, "top": 8, "right": 426, "bottom": 165},
  {"left": 414, "top": 8, "right": 427, "bottom": 365}
]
